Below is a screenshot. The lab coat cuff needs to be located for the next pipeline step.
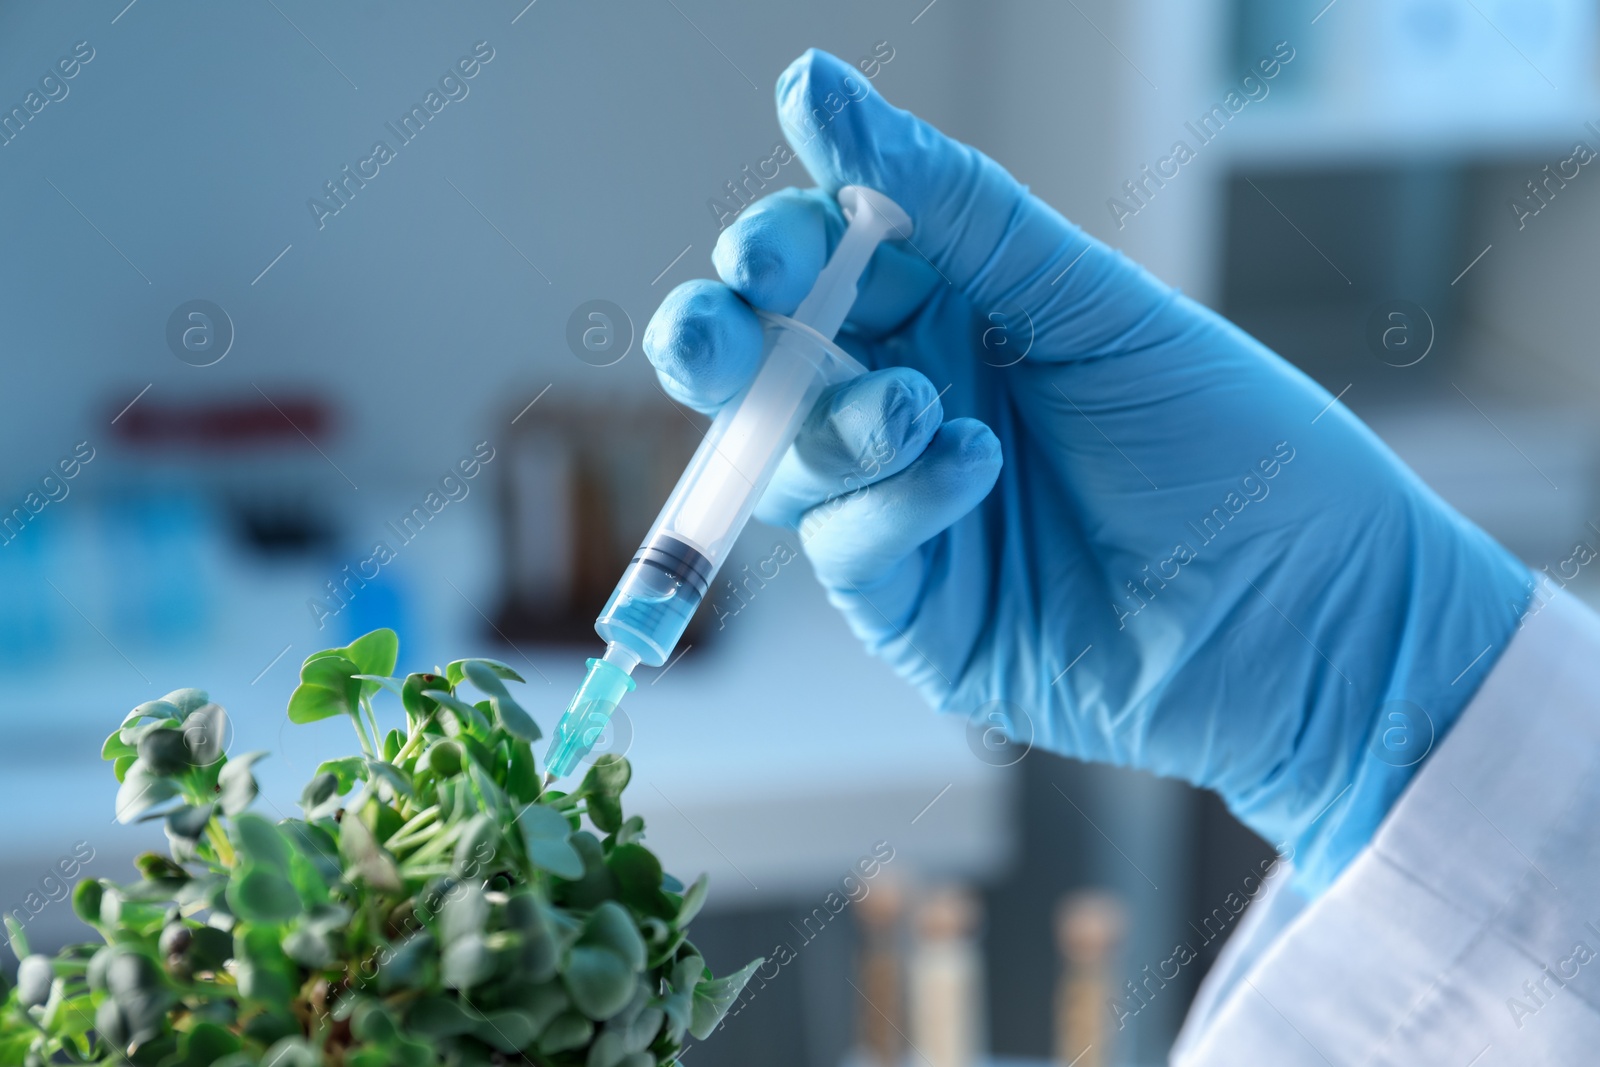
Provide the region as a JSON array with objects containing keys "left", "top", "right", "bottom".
[{"left": 1173, "top": 590, "right": 1600, "bottom": 1065}]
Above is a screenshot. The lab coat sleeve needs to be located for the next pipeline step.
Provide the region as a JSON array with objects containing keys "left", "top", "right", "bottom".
[{"left": 1171, "top": 591, "right": 1600, "bottom": 1066}]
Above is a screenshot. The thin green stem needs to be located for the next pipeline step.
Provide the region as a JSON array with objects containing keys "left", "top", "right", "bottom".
[
  {"left": 404, "top": 827, "right": 459, "bottom": 866},
  {"left": 205, "top": 820, "right": 236, "bottom": 868},
  {"left": 396, "top": 864, "right": 454, "bottom": 880},
  {"left": 397, "top": 830, "right": 460, "bottom": 879},
  {"left": 383, "top": 808, "right": 443, "bottom": 853},
  {"left": 361, "top": 694, "right": 383, "bottom": 754},
  {"left": 392, "top": 710, "right": 437, "bottom": 766},
  {"left": 349, "top": 708, "right": 376, "bottom": 758},
  {"left": 387, "top": 823, "right": 445, "bottom": 859}
]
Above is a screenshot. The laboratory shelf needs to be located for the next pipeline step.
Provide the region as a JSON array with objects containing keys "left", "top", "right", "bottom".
[{"left": 1222, "top": 101, "right": 1600, "bottom": 169}]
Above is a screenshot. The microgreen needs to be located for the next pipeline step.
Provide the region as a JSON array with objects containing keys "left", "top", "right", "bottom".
[{"left": 0, "top": 629, "right": 758, "bottom": 1066}]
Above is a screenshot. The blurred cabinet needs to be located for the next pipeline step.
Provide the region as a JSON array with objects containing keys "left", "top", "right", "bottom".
[{"left": 493, "top": 399, "right": 709, "bottom": 645}]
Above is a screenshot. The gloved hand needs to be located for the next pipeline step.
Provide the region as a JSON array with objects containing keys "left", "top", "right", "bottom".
[{"left": 644, "top": 50, "right": 1531, "bottom": 893}]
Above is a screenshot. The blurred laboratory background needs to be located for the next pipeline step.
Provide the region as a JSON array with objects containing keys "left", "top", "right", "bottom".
[{"left": 2, "top": 0, "right": 1598, "bottom": 1064}]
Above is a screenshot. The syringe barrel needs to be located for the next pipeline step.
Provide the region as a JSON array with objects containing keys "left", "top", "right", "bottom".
[{"left": 596, "top": 313, "right": 866, "bottom": 665}]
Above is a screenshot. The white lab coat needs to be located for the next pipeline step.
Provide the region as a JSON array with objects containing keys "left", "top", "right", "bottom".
[{"left": 1172, "top": 591, "right": 1600, "bottom": 1066}]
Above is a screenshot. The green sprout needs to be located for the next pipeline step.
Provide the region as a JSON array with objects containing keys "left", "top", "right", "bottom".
[{"left": 0, "top": 629, "right": 759, "bottom": 1066}]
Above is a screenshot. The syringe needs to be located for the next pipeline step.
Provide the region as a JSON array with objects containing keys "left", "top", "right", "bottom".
[{"left": 543, "top": 185, "right": 912, "bottom": 783}]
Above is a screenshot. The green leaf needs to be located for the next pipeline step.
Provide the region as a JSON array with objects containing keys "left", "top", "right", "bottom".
[
  {"left": 228, "top": 866, "right": 303, "bottom": 924},
  {"left": 136, "top": 727, "right": 191, "bottom": 775},
  {"left": 241, "top": 1008, "right": 299, "bottom": 1048},
  {"left": 287, "top": 654, "right": 361, "bottom": 723},
  {"left": 188, "top": 925, "right": 234, "bottom": 972},
  {"left": 677, "top": 873, "right": 710, "bottom": 927},
  {"left": 135, "top": 851, "right": 189, "bottom": 884},
  {"left": 378, "top": 933, "right": 436, "bottom": 994},
  {"left": 609, "top": 992, "right": 665, "bottom": 1055},
  {"left": 588, "top": 792, "right": 623, "bottom": 834},
  {"left": 401, "top": 673, "right": 447, "bottom": 724},
  {"left": 161, "top": 688, "right": 210, "bottom": 716},
  {"left": 218, "top": 751, "right": 267, "bottom": 815},
  {"left": 16, "top": 954, "right": 52, "bottom": 1007},
  {"left": 469, "top": 1008, "right": 541, "bottom": 1053},
  {"left": 113, "top": 754, "right": 136, "bottom": 782},
  {"left": 233, "top": 812, "right": 291, "bottom": 869},
  {"left": 508, "top": 979, "right": 570, "bottom": 1032},
  {"left": 260, "top": 1036, "right": 321, "bottom": 1067},
  {"left": 519, "top": 804, "right": 583, "bottom": 879},
  {"left": 284, "top": 848, "right": 333, "bottom": 909},
  {"left": 428, "top": 739, "right": 464, "bottom": 777},
  {"left": 282, "top": 925, "right": 334, "bottom": 969},
  {"left": 183, "top": 703, "right": 229, "bottom": 767},
  {"left": 380, "top": 727, "right": 403, "bottom": 762},
  {"left": 421, "top": 689, "right": 491, "bottom": 733},
  {"left": 115, "top": 760, "right": 178, "bottom": 823},
  {"left": 300, "top": 773, "right": 342, "bottom": 820},
  {"left": 577, "top": 755, "right": 631, "bottom": 831},
  {"left": 564, "top": 947, "right": 636, "bottom": 1020},
  {"left": 503, "top": 893, "right": 560, "bottom": 982},
  {"left": 350, "top": 1000, "right": 400, "bottom": 1044},
  {"left": 441, "top": 933, "right": 495, "bottom": 991},
  {"left": 538, "top": 1010, "right": 593, "bottom": 1054},
  {"left": 119, "top": 699, "right": 181, "bottom": 742},
  {"left": 284, "top": 822, "right": 341, "bottom": 890},
  {"left": 72, "top": 879, "right": 104, "bottom": 925},
  {"left": 581, "top": 754, "right": 631, "bottom": 799},
  {"left": 345, "top": 628, "right": 399, "bottom": 692},
  {"left": 671, "top": 954, "right": 704, "bottom": 996},
  {"left": 181, "top": 1021, "right": 242, "bottom": 1065},
  {"left": 0, "top": 1037, "right": 32, "bottom": 1065},
  {"left": 235, "top": 926, "right": 295, "bottom": 1003},
  {"left": 366, "top": 798, "right": 406, "bottom": 843},
  {"left": 447, "top": 658, "right": 525, "bottom": 687},
  {"left": 689, "top": 957, "right": 763, "bottom": 1039},
  {"left": 507, "top": 739, "right": 540, "bottom": 803},
  {"left": 440, "top": 883, "right": 489, "bottom": 943},
  {"left": 462, "top": 661, "right": 540, "bottom": 742},
  {"left": 102, "top": 951, "right": 173, "bottom": 1043},
  {"left": 365, "top": 759, "right": 414, "bottom": 799},
  {"left": 339, "top": 809, "right": 402, "bottom": 894},
  {"left": 580, "top": 902, "right": 646, "bottom": 971},
  {"left": 45, "top": 990, "right": 98, "bottom": 1042},
  {"left": 352, "top": 673, "right": 405, "bottom": 697},
  {"left": 587, "top": 1030, "right": 629, "bottom": 1067},
  {"left": 457, "top": 731, "right": 498, "bottom": 773},
  {"left": 453, "top": 813, "right": 498, "bottom": 879},
  {"left": 406, "top": 994, "right": 476, "bottom": 1038},
  {"left": 607, "top": 844, "right": 670, "bottom": 920},
  {"left": 492, "top": 695, "right": 542, "bottom": 742},
  {"left": 558, "top": 832, "right": 618, "bottom": 909},
  {"left": 101, "top": 728, "right": 136, "bottom": 761},
  {"left": 167, "top": 803, "right": 215, "bottom": 842},
  {"left": 97, "top": 887, "right": 168, "bottom": 935},
  {"left": 314, "top": 756, "right": 367, "bottom": 794}
]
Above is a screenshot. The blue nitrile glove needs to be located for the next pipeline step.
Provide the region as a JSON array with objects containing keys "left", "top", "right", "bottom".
[{"left": 644, "top": 50, "right": 1532, "bottom": 893}]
